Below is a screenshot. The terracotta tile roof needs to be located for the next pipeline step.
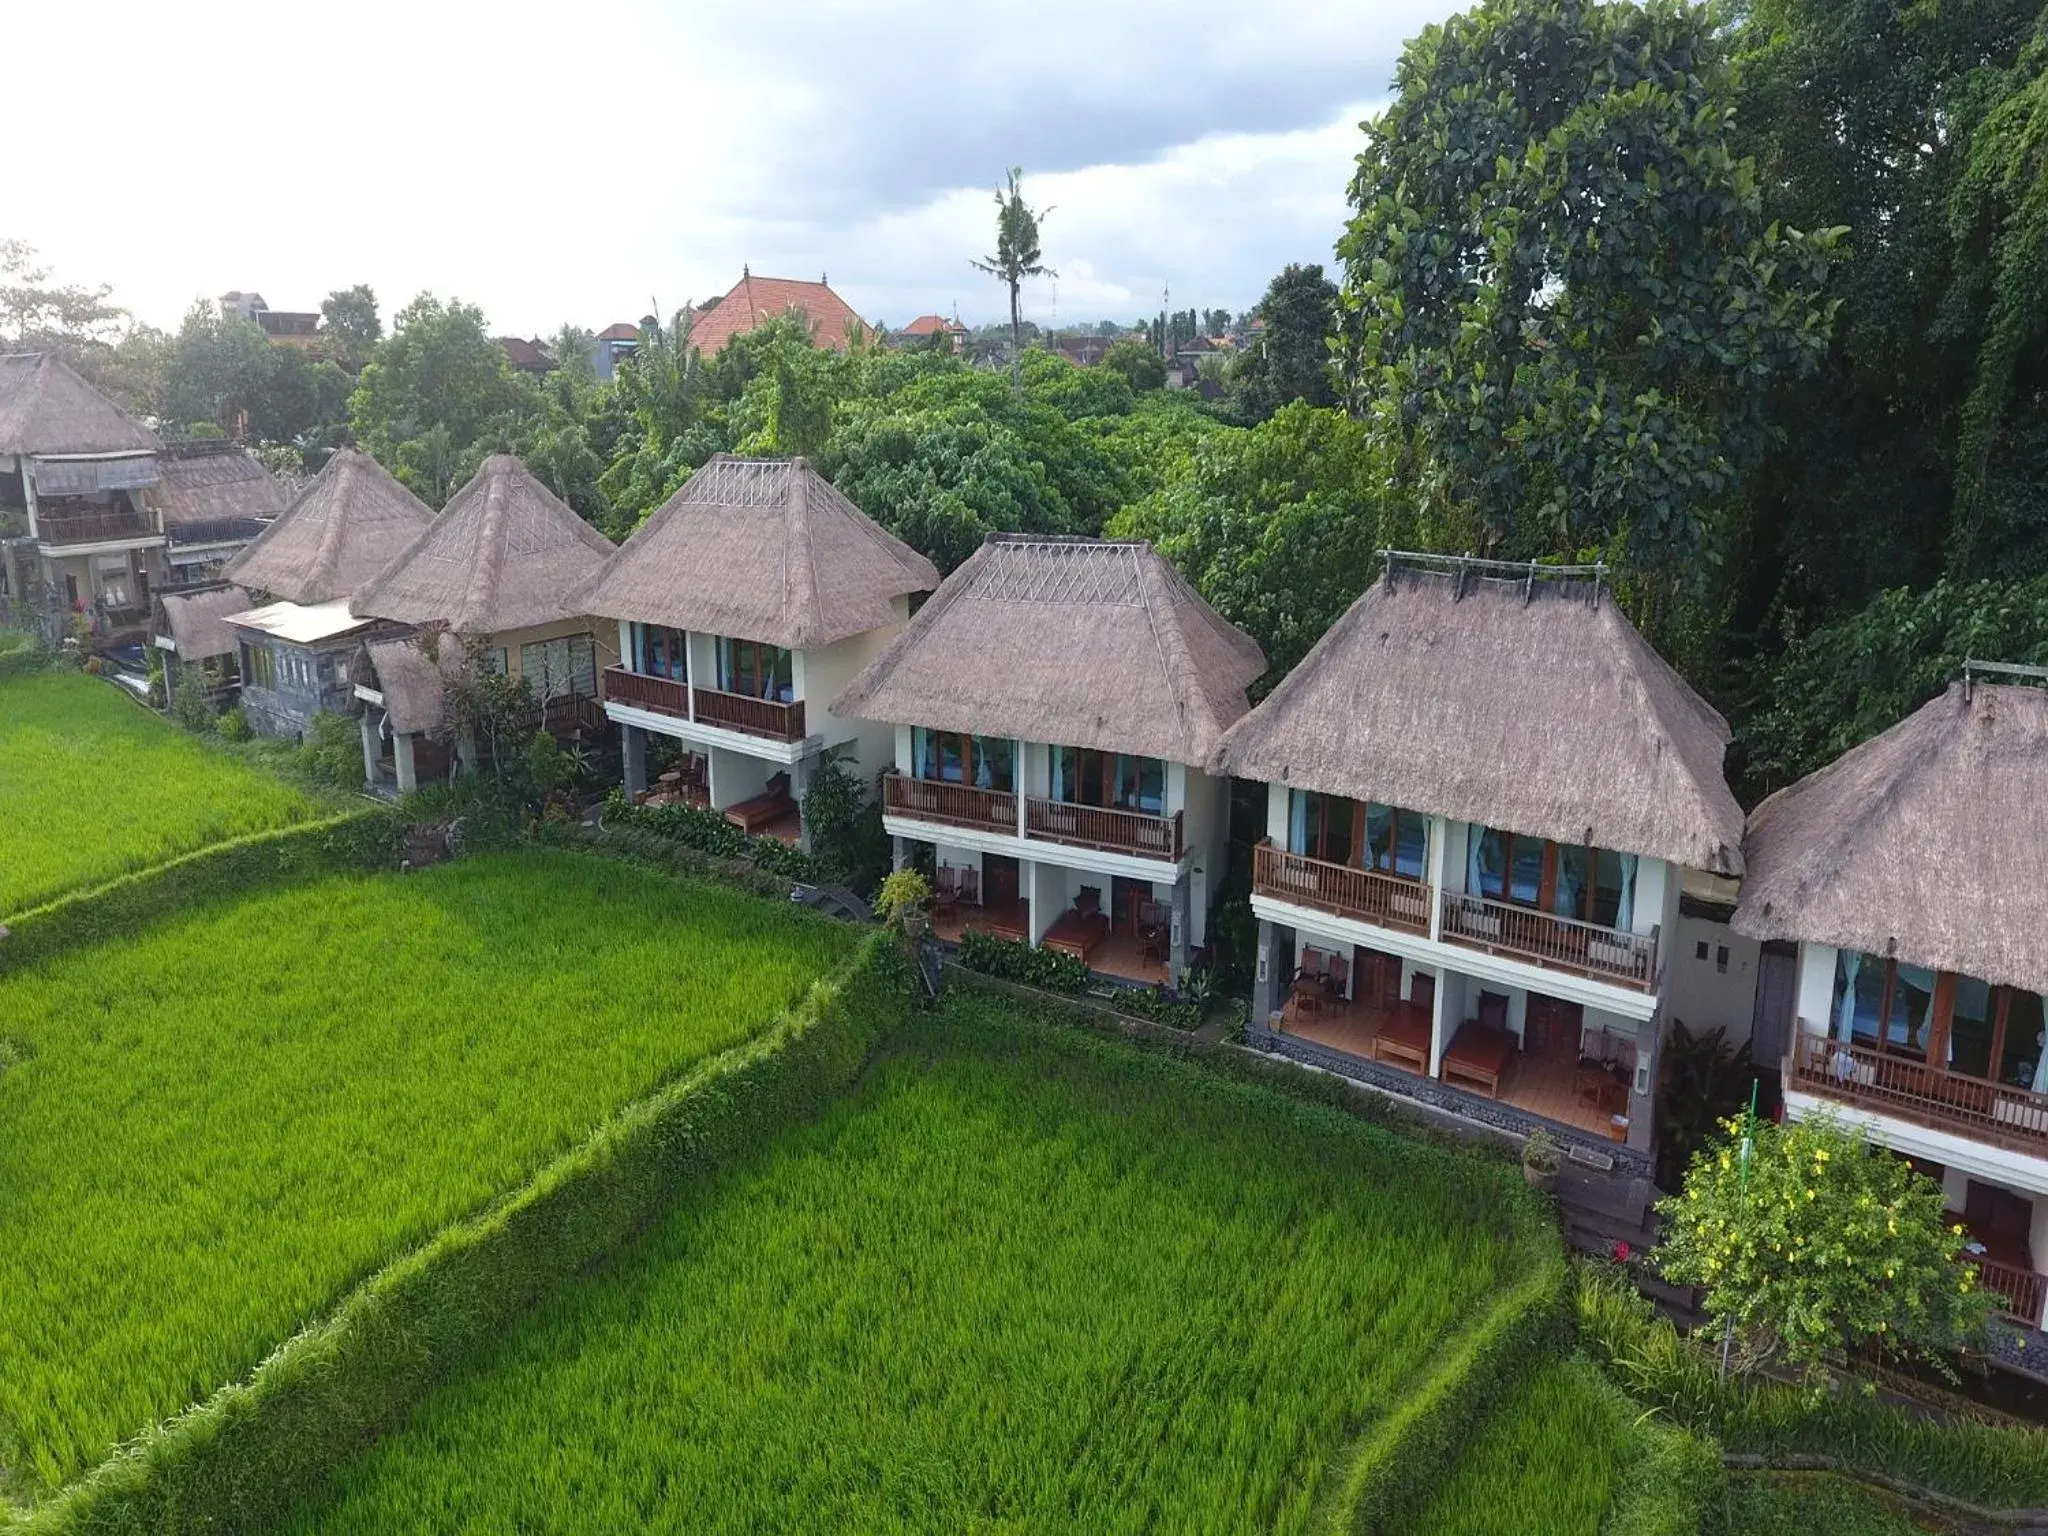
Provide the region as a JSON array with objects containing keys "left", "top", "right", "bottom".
[
  {"left": 685, "top": 275, "right": 873, "bottom": 356},
  {"left": 596, "top": 322, "right": 641, "bottom": 342},
  {"left": 897, "top": 314, "right": 965, "bottom": 337}
]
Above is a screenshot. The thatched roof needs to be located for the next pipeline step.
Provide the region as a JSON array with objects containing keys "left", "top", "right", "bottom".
[
  {"left": 832, "top": 535, "right": 1265, "bottom": 765},
  {"left": 154, "top": 586, "right": 251, "bottom": 661},
  {"left": 225, "top": 448, "right": 434, "bottom": 605},
  {"left": 1734, "top": 681, "right": 2048, "bottom": 995},
  {"left": 1214, "top": 560, "right": 1744, "bottom": 875},
  {"left": 360, "top": 636, "right": 468, "bottom": 736},
  {"left": 0, "top": 352, "right": 159, "bottom": 458},
  {"left": 153, "top": 449, "right": 288, "bottom": 528},
  {"left": 569, "top": 456, "right": 938, "bottom": 650},
  {"left": 349, "top": 454, "right": 613, "bottom": 635}
]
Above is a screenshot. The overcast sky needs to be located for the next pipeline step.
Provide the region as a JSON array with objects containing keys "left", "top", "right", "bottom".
[{"left": 11, "top": 0, "right": 1457, "bottom": 338}]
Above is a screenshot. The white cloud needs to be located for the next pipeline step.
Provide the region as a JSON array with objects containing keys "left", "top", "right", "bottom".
[{"left": 4, "top": 0, "right": 1436, "bottom": 337}]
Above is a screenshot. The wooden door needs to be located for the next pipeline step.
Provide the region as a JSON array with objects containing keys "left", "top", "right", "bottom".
[
  {"left": 983, "top": 855, "right": 1020, "bottom": 911},
  {"left": 1528, "top": 996, "right": 1584, "bottom": 1062},
  {"left": 1750, "top": 943, "right": 1798, "bottom": 1069},
  {"left": 1111, "top": 876, "right": 1150, "bottom": 936}
]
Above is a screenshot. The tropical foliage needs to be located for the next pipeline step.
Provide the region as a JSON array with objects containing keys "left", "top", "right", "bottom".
[
  {"left": 0, "top": 848, "right": 853, "bottom": 1495},
  {"left": 1655, "top": 1114, "right": 1991, "bottom": 1378},
  {"left": 0, "top": 669, "right": 322, "bottom": 916}
]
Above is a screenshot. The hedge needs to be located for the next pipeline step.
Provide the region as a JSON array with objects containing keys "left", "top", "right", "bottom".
[
  {"left": 600, "top": 790, "right": 819, "bottom": 881},
  {"left": 1318, "top": 1224, "right": 1571, "bottom": 1532},
  {"left": 0, "top": 811, "right": 399, "bottom": 975},
  {"left": 1577, "top": 1262, "right": 2048, "bottom": 1509},
  {"left": 532, "top": 818, "right": 804, "bottom": 903},
  {"left": 14, "top": 933, "right": 916, "bottom": 1536}
]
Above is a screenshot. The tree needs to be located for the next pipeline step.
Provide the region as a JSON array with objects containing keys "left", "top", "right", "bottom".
[
  {"left": 969, "top": 168, "right": 1054, "bottom": 387},
  {"left": 1108, "top": 402, "right": 1394, "bottom": 682},
  {"left": 319, "top": 285, "right": 381, "bottom": 373},
  {"left": 1099, "top": 338, "right": 1166, "bottom": 391},
  {"left": 1657, "top": 1112, "right": 1990, "bottom": 1380},
  {"left": 1337, "top": 0, "right": 1842, "bottom": 577},
  {"left": 158, "top": 302, "right": 278, "bottom": 435},
  {"left": 0, "top": 240, "right": 126, "bottom": 352},
  {"left": 349, "top": 294, "right": 539, "bottom": 504},
  {"left": 1232, "top": 264, "right": 1339, "bottom": 421},
  {"left": 1201, "top": 307, "right": 1233, "bottom": 336},
  {"left": 547, "top": 325, "right": 597, "bottom": 383}
]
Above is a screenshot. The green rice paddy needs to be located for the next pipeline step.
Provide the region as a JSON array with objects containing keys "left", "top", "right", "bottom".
[
  {"left": 0, "top": 669, "right": 321, "bottom": 915},
  {"left": 0, "top": 847, "right": 854, "bottom": 1498},
  {"left": 1714, "top": 1476, "right": 1932, "bottom": 1534},
  {"left": 1412, "top": 1357, "right": 1637, "bottom": 1535},
  {"left": 284, "top": 992, "right": 1550, "bottom": 1535}
]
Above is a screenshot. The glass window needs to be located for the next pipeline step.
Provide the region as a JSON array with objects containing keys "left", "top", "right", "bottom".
[
  {"left": 1951, "top": 976, "right": 1996, "bottom": 1078},
  {"left": 1476, "top": 827, "right": 1507, "bottom": 899},
  {"left": 637, "top": 624, "right": 687, "bottom": 681},
  {"left": 936, "top": 731, "right": 966, "bottom": 783},
  {"left": 972, "top": 737, "right": 1014, "bottom": 793},
  {"left": 2005, "top": 992, "right": 2048, "bottom": 1091},
  {"left": 1509, "top": 836, "right": 1545, "bottom": 906},
  {"left": 1591, "top": 850, "right": 1627, "bottom": 927},
  {"left": 1393, "top": 811, "right": 1427, "bottom": 879},
  {"left": 1115, "top": 754, "right": 1165, "bottom": 813},
  {"left": 717, "top": 637, "right": 793, "bottom": 701},
  {"left": 1293, "top": 791, "right": 1353, "bottom": 863}
]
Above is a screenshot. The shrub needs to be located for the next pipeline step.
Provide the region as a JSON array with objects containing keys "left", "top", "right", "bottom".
[
  {"left": 955, "top": 929, "right": 1090, "bottom": 991},
  {"left": 1656, "top": 1111, "right": 1990, "bottom": 1378},
  {"left": 799, "top": 744, "right": 888, "bottom": 892},
  {"left": 602, "top": 788, "right": 819, "bottom": 881},
  {"left": 217, "top": 706, "right": 252, "bottom": 742},
  {"left": 1578, "top": 1262, "right": 2048, "bottom": 1507},
  {"left": 296, "top": 711, "right": 365, "bottom": 789},
  {"left": 870, "top": 867, "right": 931, "bottom": 931}
]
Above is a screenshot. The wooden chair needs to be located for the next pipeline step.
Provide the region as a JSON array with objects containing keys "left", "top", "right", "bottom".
[
  {"left": 1136, "top": 899, "right": 1169, "bottom": 964},
  {"left": 1477, "top": 991, "right": 1510, "bottom": 1033},
  {"left": 1324, "top": 952, "right": 1351, "bottom": 1005},
  {"left": 1410, "top": 972, "right": 1435, "bottom": 1017},
  {"left": 1292, "top": 947, "right": 1329, "bottom": 1017},
  {"left": 956, "top": 866, "right": 981, "bottom": 907},
  {"left": 933, "top": 867, "right": 961, "bottom": 924}
]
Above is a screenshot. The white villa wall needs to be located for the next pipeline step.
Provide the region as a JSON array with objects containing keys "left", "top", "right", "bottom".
[
  {"left": 707, "top": 745, "right": 773, "bottom": 811},
  {"left": 1668, "top": 914, "right": 1762, "bottom": 1044},
  {"left": 795, "top": 613, "right": 905, "bottom": 769}
]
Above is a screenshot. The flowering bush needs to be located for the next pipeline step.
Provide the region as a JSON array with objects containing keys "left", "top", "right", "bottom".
[{"left": 1655, "top": 1112, "right": 1991, "bottom": 1379}]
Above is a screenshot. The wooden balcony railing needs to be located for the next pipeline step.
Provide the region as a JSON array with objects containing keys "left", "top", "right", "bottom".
[
  {"left": 1787, "top": 1036, "right": 2048, "bottom": 1157},
  {"left": 38, "top": 509, "right": 156, "bottom": 545},
  {"left": 602, "top": 665, "right": 690, "bottom": 719},
  {"left": 1974, "top": 1256, "right": 2048, "bottom": 1329},
  {"left": 693, "top": 685, "right": 806, "bottom": 742},
  {"left": 882, "top": 772, "right": 1017, "bottom": 834},
  {"left": 1023, "top": 796, "right": 1183, "bottom": 861},
  {"left": 1253, "top": 842, "right": 1432, "bottom": 933},
  {"left": 1439, "top": 890, "right": 1657, "bottom": 990}
]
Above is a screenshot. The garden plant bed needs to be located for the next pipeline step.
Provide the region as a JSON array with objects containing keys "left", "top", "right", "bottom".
[
  {"left": 0, "top": 846, "right": 854, "bottom": 1503},
  {"left": 281, "top": 991, "right": 1558, "bottom": 1534},
  {"left": 0, "top": 670, "right": 324, "bottom": 917}
]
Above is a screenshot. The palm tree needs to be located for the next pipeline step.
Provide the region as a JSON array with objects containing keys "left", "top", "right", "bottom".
[{"left": 970, "top": 168, "right": 1054, "bottom": 387}]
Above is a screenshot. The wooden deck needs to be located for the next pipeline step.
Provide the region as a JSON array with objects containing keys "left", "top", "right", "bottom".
[
  {"left": 930, "top": 905, "right": 1167, "bottom": 986},
  {"left": 1278, "top": 999, "right": 1624, "bottom": 1139}
]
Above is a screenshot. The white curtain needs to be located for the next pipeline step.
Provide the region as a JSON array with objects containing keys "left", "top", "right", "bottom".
[
  {"left": 1466, "top": 825, "right": 1484, "bottom": 897},
  {"left": 1050, "top": 747, "right": 1066, "bottom": 803},
  {"left": 1835, "top": 949, "right": 1861, "bottom": 1043},
  {"left": 974, "top": 740, "right": 992, "bottom": 790},
  {"left": 2032, "top": 995, "right": 2048, "bottom": 1091},
  {"left": 1615, "top": 853, "right": 1638, "bottom": 932}
]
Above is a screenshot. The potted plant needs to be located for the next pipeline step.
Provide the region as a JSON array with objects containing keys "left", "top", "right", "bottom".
[
  {"left": 1522, "top": 1128, "right": 1563, "bottom": 1192},
  {"left": 872, "top": 868, "right": 933, "bottom": 942}
]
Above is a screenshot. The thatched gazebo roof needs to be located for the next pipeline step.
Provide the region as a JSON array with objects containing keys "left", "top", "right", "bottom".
[
  {"left": 1734, "top": 680, "right": 2048, "bottom": 995},
  {"left": 0, "top": 352, "right": 160, "bottom": 457},
  {"left": 154, "top": 586, "right": 252, "bottom": 662},
  {"left": 569, "top": 456, "right": 938, "bottom": 650},
  {"left": 225, "top": 448, "right": 434, "bottom": 604},
  {"left": 359, "top": 636, "right": 469, "bottom": 736},
  {"left": 1214, "top": 557, "right": 1745, "bottom": 875},
  {"left": 349, "top": 454, "right": 613, "bottom": 635},
  {"left": 832, "top": 534, "right": 1265, "bottom": 766}
]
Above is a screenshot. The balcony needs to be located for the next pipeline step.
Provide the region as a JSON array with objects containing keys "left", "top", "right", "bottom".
[
  {"left": 1975, "top": 1255, "right": 2048, "bottom": 1329},
  {"left": 603, "top": 665, "right": 690, "bottom": 719},
  {"left": 1024, "top": 795, "right": 1183, "bottom": 861},
  {"left": 37, "top": 509, "right": 157, "bottom": 546},
  {"left": 1253, "top": 842, "right": 1432, "bottom": 934},
  {"left": 882, "top": 772, "right": 1016, "bottom": 834},
  {"left": 1440, "top": 891, "right": 1657, "bottom": 991},
  {"left": 1787, "top": 1036, "right": 2048, "bottom": 1158},
  {"left": 693, "top": 685, "right": 805, "bottom": 742}
]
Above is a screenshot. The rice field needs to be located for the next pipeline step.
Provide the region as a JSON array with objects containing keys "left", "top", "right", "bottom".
[
  {"left": 0, "top": 669, "right": 322, "bottom": 915},
  {"left": 285, "top": 992, "right": 1550, "bottom": 1535},
  {"left": 1715, "top": 1476, "right": 1932, "bottom": 1535},
  {"left": 0, "top": 847, "right": 854, "bottom": 1499},
  {"left": 1411, "top": 1357, "right": 1636, "bottom": 1535}
]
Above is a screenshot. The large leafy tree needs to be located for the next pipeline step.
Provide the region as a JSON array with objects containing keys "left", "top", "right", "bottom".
[
  {"left": 1108, "top": 402, "right": 1394, "bottom": 683},
  {"left": 970, "top": 168, "right": 1054, "bottom": 386},
  {"left": 319, "top": 285, "right": 381, "bottom": 374},
  {"left": 1231, "top": 263, "right": 1339, "bottom": 423},
  {"left": 1337, "top": 0, "right": 1842, "bottom": 575},
  {"left": 158, "top": 302, "right": 277, "bottom": 433},
  {"left": 349, "top": 295, "right": 539, "bottom": 504}
]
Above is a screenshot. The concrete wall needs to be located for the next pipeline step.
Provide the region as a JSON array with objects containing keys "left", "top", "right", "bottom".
[
  {"left": 1795, "top": 942, "right": 1840, "bottom": 1039},
  {"left": 795, "top": 610, "right": 906, "bottom": 771},
  {"left": 237, "top": 638, "right": 358, "bottom": 740},
  {"left": 707, "top": 744, "right": 775, "bottom": 811},
  {"left": 1668, "top": 912, "right": 1764, "bottom": 1044}
]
